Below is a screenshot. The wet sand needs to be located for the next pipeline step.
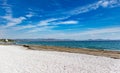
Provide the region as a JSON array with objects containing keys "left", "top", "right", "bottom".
[{"left": 23, "top": 45, "right": 120, "bottom": 59}]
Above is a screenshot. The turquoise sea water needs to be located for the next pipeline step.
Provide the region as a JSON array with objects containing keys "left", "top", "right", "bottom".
[{"left": 16, "top": 41, "right": 120, "bottom": 51}]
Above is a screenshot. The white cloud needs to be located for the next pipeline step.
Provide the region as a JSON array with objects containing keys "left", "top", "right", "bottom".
[
  {"left": 38, "top": 18, "right": 78, "bottom": 26},
  {"left": 14, "top": 25, "right": 36, "bottom": 30},
  {"left": 2, "top": 16, "right": 26, "bottom": 28},
  {"left": 57, "top": 27, "right": 120, "bottom": 39},
  {"left": 4, "top": 26, "right": 120, "bottom": 39},
  {"left": 0, "top": 28, "right": 7, "bottom": 39},
  {"left": 1, "top": 0, "right": 120, "bottom": 39},
  {"left": 32, "top": 27, "right": 120, "bottom": 39},
  {"left": 2, "top": 0, "right": 12, "bottom": 16},
  {"left": 56, "top": 20, "right": 78, "bottom": 24},
  {"left": 28, "top": 26, "right": 56, "bottom": 33},
  {"left": 26, "top": 12, "right": 34, "bottom": 18},
  {"left": 12, "top": 18, "right": 60, "bottom": 31},
  {"left": 1, "top": 0, "right": 27, "bottom": 28},
  {"left": 101, "top": 1, "right": 109, "bottom": 7},
  {"left": 26, "top": 18, "right": 60, "bottom": 33},
  {"left": 37, "top": 18, "right": 58, "bottom": 26},
  {"left": 100, "top": 0, "right": 120, "bottom": 8},
  {"left": 42, "top": 27, "right": 120, "bottom": 40},
  {"left": 14, "top": 19, "right": 78, "bottom": 32},
  {"left": 69, "top": 0, "right": 120, "bottom": 15},
  {"left": 26, "top": 14, "right": 33, "bottom": 18},
  {"left": 77, "top": 27, "right": 120, "bottom": 35},
  {"left": 44, "top": 0, "right": 120, "bottom": 21}
]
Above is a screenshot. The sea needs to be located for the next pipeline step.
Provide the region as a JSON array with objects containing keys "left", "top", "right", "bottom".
[{"left": 16, "top": 40, "right": 120, "bottom": 51}]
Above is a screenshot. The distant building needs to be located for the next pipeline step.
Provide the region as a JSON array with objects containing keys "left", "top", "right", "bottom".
[{"left": 5, "top": 39, "right": 9, "bottom": 42}]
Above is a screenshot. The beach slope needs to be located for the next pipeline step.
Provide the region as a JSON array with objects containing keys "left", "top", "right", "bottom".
[{"left": 0, "top": 45, "right": 120, "bottom": 73}]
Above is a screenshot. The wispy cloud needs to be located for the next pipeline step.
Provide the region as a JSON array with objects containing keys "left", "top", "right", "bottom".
[
  {"left": 68, "top": 0, "right": 120, "bottom": 15},
  {"left": 37, "top": 18, "right": 59, "bottom": 26},
  {"left": 28, "top": 26, "right": 56, "bottom": 33},
  {"left": 1, "top": 0, "right": 120, "bottom": 39},
  {"left": 2, "top": 16, "right": 26, "bottom": 28},
  {"left": 40, "top": 27, "right": 120, "bottom": 40},
  {"left": 58, "top": 27, "right": 120, "bottom": 39},
  {"left": 14, "top": 18, "right": 78, "bottom": 32},
  {"left": 2, "top": 0, "right": 12, "bottom": 16},
  {"left": 24, "top": 27, "right": 120, "bottom": 40},
  {"left": 14, "top": 25, "right": 36, "bottom": 30},
  {"left": 13, "top": 18, "right": 60, "bottom": 30},
  {"left": 76, "top": 27, "right": 120, "bottom": 35},
  {"left": 26, "top": 12, "right": 34, "bottom": 18},
  {"left": 1, "top": 0, "right": 27, "bottom": 28},
  {"left": 56, "top": 20, "right": 78, "bottom": 25},
  {"left": 31, "top": 0, "right": 120, "bottom": 27},
  {"left": 0, "top": 28, "right": 6, "bottom": 39},
  {"left": 101, "top": 0, "right": 120, "bottom": 8},
  {"left": 37, "top": 18, "right": 78, "bottom": 26},
  {"left": 2, "top": 0, "right": 119, "bottom": 29},
  {"left": 40, "top": 0, "right": 120, "bottom": 23}
]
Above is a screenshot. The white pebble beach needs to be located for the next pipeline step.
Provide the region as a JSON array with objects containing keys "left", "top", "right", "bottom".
[{"left": 0, "top": 45, "right": 120, "bottom": 73}]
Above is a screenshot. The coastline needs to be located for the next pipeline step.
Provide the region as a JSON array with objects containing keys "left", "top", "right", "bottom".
[
  {"left": 22, "top": 44, "right": 120, "bottom": 59},
  {"left": 0, "top": 43, "right": 120, "bottom": 59}
]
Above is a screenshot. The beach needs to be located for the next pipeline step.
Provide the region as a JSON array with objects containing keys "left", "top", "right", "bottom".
[
  {"left": 24, "top": 45, "right": 120, "bottom": 59},
  {"left": 0, "top": 45, "right": 120, "bottom": 73}
]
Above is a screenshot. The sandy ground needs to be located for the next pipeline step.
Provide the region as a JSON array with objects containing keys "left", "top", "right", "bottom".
[
  {"left": 25, "top": 45, "right": 120, "bottom": 59},
  {"left": 0, "top": 45, "right": 120, "bottom": 73}
]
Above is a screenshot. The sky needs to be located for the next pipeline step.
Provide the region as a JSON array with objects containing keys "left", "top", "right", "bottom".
[{"left": 0, "top": 0, "right": 120, "bottom": 40}]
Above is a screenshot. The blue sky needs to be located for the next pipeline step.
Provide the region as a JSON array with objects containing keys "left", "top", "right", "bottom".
[{"left": 0, "top": 0, "right": 120, "bottom": 40}]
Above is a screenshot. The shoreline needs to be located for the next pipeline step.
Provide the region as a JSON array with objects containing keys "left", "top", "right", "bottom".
[
  {"left": 22, "top": 44, "right": 120, "bottom": 59},
  {"left": 0, "top": 44, "right": 120, "bottom": 59}
]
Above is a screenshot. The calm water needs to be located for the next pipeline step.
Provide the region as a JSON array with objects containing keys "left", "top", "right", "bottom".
[{"left": 16, "top": 41, "right": 120, "bottom": 51}]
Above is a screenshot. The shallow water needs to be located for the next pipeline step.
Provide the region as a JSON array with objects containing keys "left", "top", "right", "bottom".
[{"left": 16, "top": 41, "right": 120, "bottom": 51}]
